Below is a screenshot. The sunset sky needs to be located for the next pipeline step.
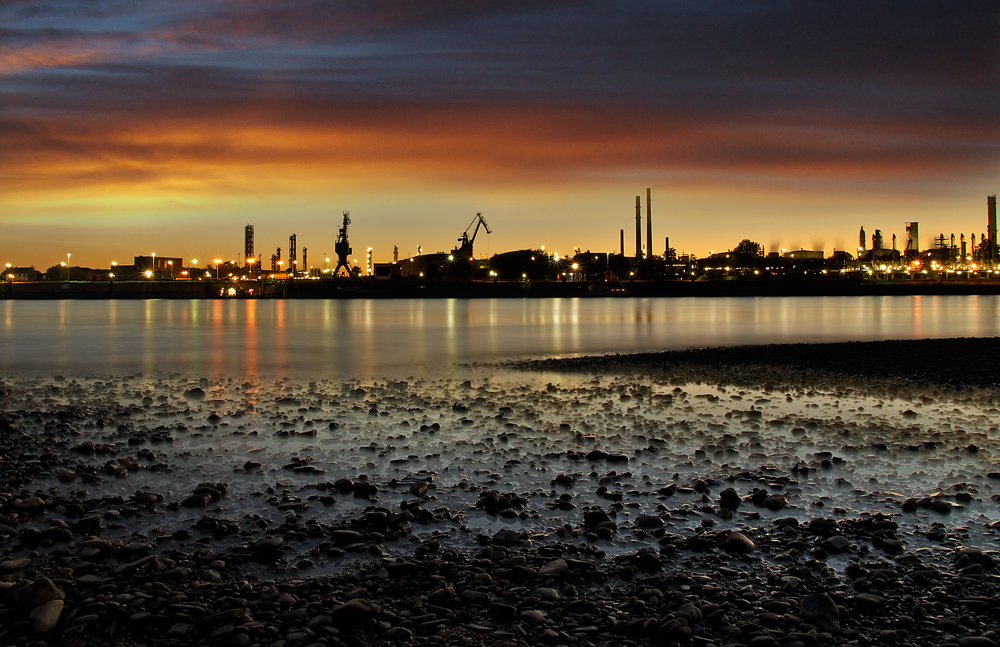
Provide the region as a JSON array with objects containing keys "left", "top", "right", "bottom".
[{"left": 2, "top": 1, "right": 998, "bottom": 268}]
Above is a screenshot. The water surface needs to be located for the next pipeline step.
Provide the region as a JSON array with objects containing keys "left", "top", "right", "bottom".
[{"left": 3, "top": 295, "right": 999, "bottom": 378}]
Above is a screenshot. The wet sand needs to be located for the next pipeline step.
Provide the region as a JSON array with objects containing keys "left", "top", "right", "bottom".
[{"left": 2, "top": 338, "right": 1000, "bottom": 647}]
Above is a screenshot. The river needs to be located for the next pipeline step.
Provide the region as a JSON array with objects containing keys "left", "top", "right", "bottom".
[{"left": 3, "top": 295, "right": 999, "bottom": 379}]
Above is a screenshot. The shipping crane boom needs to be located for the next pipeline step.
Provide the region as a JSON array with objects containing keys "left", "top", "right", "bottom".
[{"left": 454, "top": 212, "right": 491, "bottom": 260}]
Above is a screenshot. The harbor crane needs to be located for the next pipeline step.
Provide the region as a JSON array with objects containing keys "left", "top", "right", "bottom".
[
  {"left": 333, "top": 211, "right": 357, "bottom": 277},
  {"left": 452, "top": 212, "right": 491, "bottom": 261}
]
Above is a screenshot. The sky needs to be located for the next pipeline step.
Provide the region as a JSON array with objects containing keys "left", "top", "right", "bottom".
[{"left": 2, "top": 0, "right": 999, "bottom": 268}]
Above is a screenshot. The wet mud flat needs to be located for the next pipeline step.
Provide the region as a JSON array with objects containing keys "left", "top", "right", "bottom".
[{"left": 2, "top": 338, "right": 1000, "bottom": 647}]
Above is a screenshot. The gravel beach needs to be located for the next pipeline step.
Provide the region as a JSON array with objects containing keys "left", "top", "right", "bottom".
[{"left": 2, "top": 337, "right": 1000, "bottom": 647}]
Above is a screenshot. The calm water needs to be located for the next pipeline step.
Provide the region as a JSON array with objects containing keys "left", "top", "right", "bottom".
[{"left": 2, "top": 296, "right": 1000, "bottom": 379}]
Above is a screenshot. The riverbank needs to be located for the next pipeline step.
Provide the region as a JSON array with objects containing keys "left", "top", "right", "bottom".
[
  {"left": 517, "top": 337, "right": 1000, "bottom": 389},
  {"left": 2, "top": 340, "right": 1000, "bottom": 647},
  {"left": 6, "top": 278, "right": 1000, "bottom": 299}
]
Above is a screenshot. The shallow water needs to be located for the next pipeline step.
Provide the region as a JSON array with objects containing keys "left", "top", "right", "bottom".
[
  {"left": 7, "top": 369, "right": 999, "bottom": 575},
  {"left": 4, "top": 295, "right": 1000, "bottom": 379}
]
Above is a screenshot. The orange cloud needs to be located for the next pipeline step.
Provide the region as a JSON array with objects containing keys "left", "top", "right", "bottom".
[{"left": 2, "top": 102, "right": 996, "bottom": 202}]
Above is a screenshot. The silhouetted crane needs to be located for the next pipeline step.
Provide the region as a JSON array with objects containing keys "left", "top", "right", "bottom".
[
  {"left": 452, "top": 213, "right": 491, "bottom": 262},
  {"left": 333, "top": 211, "right": 356, "bottom": 277}
]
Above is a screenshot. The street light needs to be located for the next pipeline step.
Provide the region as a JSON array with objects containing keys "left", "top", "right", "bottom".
[{"left": 213, "top": 259, "right": 222, "bottom": 280}]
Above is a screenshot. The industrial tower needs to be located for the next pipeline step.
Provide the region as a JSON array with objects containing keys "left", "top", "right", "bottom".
[
  {"left": 334, "top": 211, "right": 356, "bottom": 277},
  {"left": 245, "top": 225, "right": 254, "bottom": 262},
  {"left": 646, "top": 188, "right": 652, "bottom": 260},
  {"left": 989, "top": 195, "right": 997, "bottom": 266},
  {"left": 634, "top": 196, "right": 642, "bottom": 258}
]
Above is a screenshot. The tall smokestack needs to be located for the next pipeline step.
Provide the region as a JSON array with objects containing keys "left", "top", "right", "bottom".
[
  {"left": 245, "top": 224, "right": 254, "bottom": 262},
  {"left": 620, "top": 229, "right": 624, "bottom": 256},
  {"left": 635, "top": 196, "right": 642, "bottom": 258},
  {"left": 646, "top": 188, "right": 652, "bottom": 260},
  {"left": 989, "top": 194, "right": 997, "bottom": 266}
]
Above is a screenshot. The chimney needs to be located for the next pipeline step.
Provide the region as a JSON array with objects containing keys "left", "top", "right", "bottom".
[
  {"left": 646, "top": 188, "right": 652, "bottom": 259},
  {"left": 635, "top": 196, "right": 642, "bottom": 258}
]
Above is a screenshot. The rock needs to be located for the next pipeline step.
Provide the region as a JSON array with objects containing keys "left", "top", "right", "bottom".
[
  {"left": 852, "top": 593, "right": 884, "bottom": 613},
  {"left": 635, "top": 513, "right": 664, "bottom": 528},
  {"left": 799, "top": 592, "right": 840, "bottom": 632},
  {"left": 330, "top": 598, "right": 379, "bottom": 626},
  {"left": 255, "top": 537, "right": 284, "bottom": 552},
  {"left": 9, "top": 578, "right": 65, "bottom": 609},
  {"left": 75, "top": 574, "right": 103, "bottom": 587},
  {"left": 308, "top": 614, "right": 333, "bottom": 630},
  {"left": 181, "top": 494, "right": 211, "bottom": 508},
  {"left": 957, "top": 638, "right": 998, "bottom": 647},
  {"left": 184, "top": 387, "right": 206, "bottom": 400},
  {"left": 29, "top": 599, "right": 63, "bottom": 635},
  {"left": 533, "top": 587, "right": 559, "bottom": 601},
  {"left": 724, "top": 531, "right": 755, "bottom": 554},
  {"left": 489, "top": 603, "right": 517, "bottom": 620},
  {"left": 330, "top": 529, "right": 364, "bottom": 544},
  {"left": 823, "top": 535, "right": 851, "bottom": 553},
  {"left": 460, "top": 590, "right": 490, "bottom": 603},
  {"left": 521, "top": 609, "right": 546, "bottom": 626},
  {"left": 676, "top": 602, "right": 702, "bottom": 621},
  {"left": 764, "top": 494, "right": 787, "bottom": 510},
  {"left": 538, "top": 558, "right": 568, "bottom": 577},
  {"left": 719, "top": 487, "right": 741, "bottom": 509},
  {"left": 586, "top": 450, "right": 628, "bottom": 462},
  {"left": 583, "top": 510, "right": 612, "bottom": 529},
  {"left": 0, "top": 558, "right": 31, "bottom": 574},
  {"left": 492, "top": 529, "right": 523, "bottom": 546},
  {"left": 15, "top": 497, "right": 46, "bottom": 513}
]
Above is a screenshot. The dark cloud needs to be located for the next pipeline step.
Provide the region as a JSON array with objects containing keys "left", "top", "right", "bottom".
[{"left": 1, "top": 0, "right": 997, "bottom": 192}]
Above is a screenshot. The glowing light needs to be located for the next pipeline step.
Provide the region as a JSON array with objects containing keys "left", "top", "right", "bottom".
[{"left": 144, "top": 270, "right": 152, "bottom": 278}]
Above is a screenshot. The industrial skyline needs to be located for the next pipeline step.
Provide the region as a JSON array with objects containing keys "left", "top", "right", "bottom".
[
  {"left": 2, "top": 2, "right": 999, "bottom": 268},
  {"left": 6, "top": 191, "right": 1000, "bottom": 279}
]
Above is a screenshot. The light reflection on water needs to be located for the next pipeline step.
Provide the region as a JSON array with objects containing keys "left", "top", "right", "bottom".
[{"left": 2, "top": 295, "right": 999, "bottom": 379}]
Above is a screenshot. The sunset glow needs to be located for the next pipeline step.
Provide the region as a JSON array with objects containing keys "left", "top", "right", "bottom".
[{"left": 2, "top": 1, "right": 998, "bottom": 267}]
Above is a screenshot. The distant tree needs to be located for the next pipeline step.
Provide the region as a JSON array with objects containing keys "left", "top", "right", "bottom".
[
  {"left": 732, "top": 239, "right": 764, "bottom": 270},
  {"left": 45, "top": 264, "right": 72, "bottom": 281},
  {"left": 733, "top": 239, "right": 763, "bottom": 258}
]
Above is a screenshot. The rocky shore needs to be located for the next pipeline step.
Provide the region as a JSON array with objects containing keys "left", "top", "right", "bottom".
[{"left": 2, "top": 339, "right": 1000, "bottom": 647}]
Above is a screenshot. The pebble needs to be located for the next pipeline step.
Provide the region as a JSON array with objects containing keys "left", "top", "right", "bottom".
[
  {"left": 2, "top": 355, "right": 1000, "bottom": 647},
  {"left": 724, "top": 530, "right": 755, "bottom": 554},
  {"left": 28, "top": 599, "right": 63, "bottom": 635}
]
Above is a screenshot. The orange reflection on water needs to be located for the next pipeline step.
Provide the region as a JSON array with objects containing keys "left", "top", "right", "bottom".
[
  {"left": 272, "top": 300, "right": 285, "bottom": 376},
  {"left": 209, "top": 300, "right": 225, "bottom": 376},
  {"left": 244, "top": 299, "right": 258, "bottom": 377}
]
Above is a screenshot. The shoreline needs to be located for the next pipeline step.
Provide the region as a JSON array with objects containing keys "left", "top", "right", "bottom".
[
  {"left": 2, "top": 340, "right": 1000, "bottom": 647},
  {"left": 6, "top": 279, "right": 1000, "bottom": 300},
  {"left": 515, "top": 337, "right": 1000, "bottom": 389}
]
